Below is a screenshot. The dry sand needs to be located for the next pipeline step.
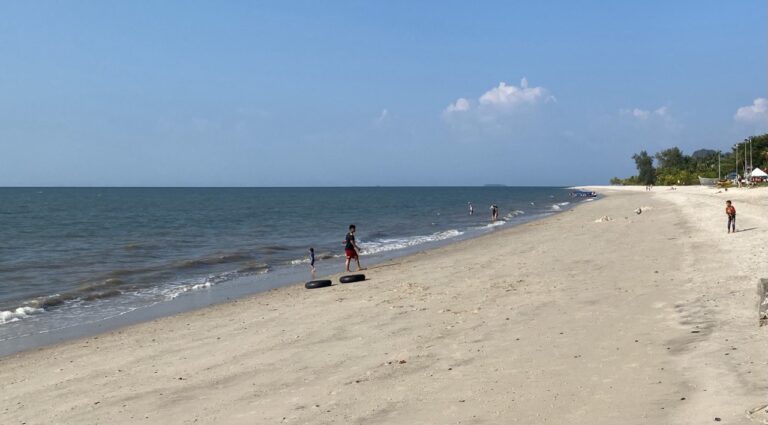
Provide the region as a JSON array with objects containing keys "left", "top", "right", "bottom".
[{"left": 1, "top": 187, "right": 766, "bottom": 424}]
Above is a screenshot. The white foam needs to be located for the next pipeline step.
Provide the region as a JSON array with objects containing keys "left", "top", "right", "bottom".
[
  {"left": 0, "top": 306, "right": 43, "bottom": 324},
  {"left": 290, "top": 258, "right": 309, "bottom": 265},
  {"left": 504, "top": 210, "right": 525, "bottom": 220},
  {"left": 550, "top": 204, "right": 562, "bottom": 211},
  {"left": 359, "top": 229, "right": 464, "bottom": 255},
  {"left": 557, "top": 202, "right": 570, "bottom": 206},
  {"left": 159, "top": 268, "right": 268, "bottom": 301},
  {"left": 190, "top": 282, "right": 212, "bottom": 291},
  {"left": 482, "top": 220, "right": 506, "bottom": 229}
]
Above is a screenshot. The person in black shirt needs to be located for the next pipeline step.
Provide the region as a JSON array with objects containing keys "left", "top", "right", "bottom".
[
  {"left": 490, "top": 204, "right": 499, "bottom": 221},
  {"left": 343, "top": 224, "right": 364, "bottom": 272},
  {"left": 308, "top": 247, "right": 316, "bottom": 278}
]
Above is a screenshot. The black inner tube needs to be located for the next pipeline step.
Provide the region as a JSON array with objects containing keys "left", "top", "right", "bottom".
[
  {"left": 305, "top": 280, "right": 332, "bottom": 289},
  {"left": 339, "top": 274, "right": 365, "bottom": 284}
]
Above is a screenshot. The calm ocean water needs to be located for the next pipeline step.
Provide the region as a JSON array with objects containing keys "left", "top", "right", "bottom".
[{"left": 0, "top": 187, "right": 586, "bottom": 354}]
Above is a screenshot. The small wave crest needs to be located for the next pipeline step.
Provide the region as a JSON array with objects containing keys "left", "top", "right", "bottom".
[
  {"left": 82, "top": 289, "right": 122, "bottom": 302},
  {"left": 1, "top": 262, "right": 272, "bottom": 327},
  {"left": 0, "top": 306, "right": 43, "bottom": 324},
  {"left": 289, "top": 251, "right": 336, "bottom": 265},
  {"left": 483, "top": 220, "right": 506, "bottom": 228},
  {"left": 78, "top": 278, "right": 128, "bottom": 292},
  {"left": 30, "top": 294, "right": 77, "bottom": 309},
  {"left": 504, "top": 210, "right": 525, "bottom": 220},
  {"left": 161, "top": 266, "right": 270, "bottom": 301},
  {"left": 236, "top": 261, "right": 270, "bottom": 274},
  {"left": 359, "top": 229, "right": 464, "bottom": 255},
  {"left": 179, "top": 252, "right": 253, "bottom": 269}
]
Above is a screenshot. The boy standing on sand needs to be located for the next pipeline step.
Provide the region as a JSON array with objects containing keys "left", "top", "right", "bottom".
[
  {"left": 725, "top": 200, "right": 736, "bottom": 233},
  {"left": 344, "top": 224, "right": 364, "bottom": 272}
]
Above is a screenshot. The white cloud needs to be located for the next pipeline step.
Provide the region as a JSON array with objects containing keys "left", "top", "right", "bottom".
[
  {"left": 615, "top": 105, "right": 681, "bottom": 139},
  {"left": 620, "top": 106, "right": 668, "bottom": 120},
  {"left": 734, "top": 98, "right": 768, "bottom": 125},
  {"left": 443, "top": 98, "right": 470, "bottom": 115},
  {"left": 442, "top": 78, "right": 554, "bottom": 122},
  {"left": 374, "top": 109, "right": 389, "bottom": 125},
  {"left": 478, "top": 78, "right": 555, "bottom": 108}
]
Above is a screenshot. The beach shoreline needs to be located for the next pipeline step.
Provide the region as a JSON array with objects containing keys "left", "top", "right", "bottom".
[
  {"left": 0, "top": 189, "right": 580, "bottom": 358},
  {"left": 1, "top": 186, "right": 766, "bottom": 424},
  {"left": 0, "top": 186, "right": 577, "bottom": 355}
]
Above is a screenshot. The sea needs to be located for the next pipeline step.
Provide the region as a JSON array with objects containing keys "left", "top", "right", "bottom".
[{"left": 0, "top": 187, "right": 588, "bottom": 356}]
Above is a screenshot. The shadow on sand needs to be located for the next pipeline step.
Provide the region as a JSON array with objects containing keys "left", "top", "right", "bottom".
[{"left": 736, "top": 227, "right": 758, "bottom": 233}]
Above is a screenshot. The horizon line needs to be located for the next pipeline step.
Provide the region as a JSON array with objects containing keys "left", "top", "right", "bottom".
[{"left": 0, "top": 184, "right": 586, "bottom": 189}]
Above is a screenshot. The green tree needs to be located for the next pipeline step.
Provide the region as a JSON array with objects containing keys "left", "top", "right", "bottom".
[
  {"left": 632, "top": 150, "right": 656, "bottom": 185},
  {"left": 612, "top": 132, "right": 768, "bottom": 185},
  {"left": 655, "top": 147, "right": 686, "bottom": 169},
  {"left": 689, "top": 149, "right": 719, "bottom": 176}
]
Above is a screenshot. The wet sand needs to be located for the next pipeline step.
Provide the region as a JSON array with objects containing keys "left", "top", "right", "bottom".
[{"left": 1, "top": 186, "right": 766, "bottom": 424}]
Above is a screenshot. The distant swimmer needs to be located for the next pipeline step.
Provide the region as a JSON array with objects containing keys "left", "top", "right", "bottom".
[
  {"left": 468, "top": 202, "right": 474, "bottom": 215},
  {"left": 725, "top": 200, "right": 736, "bottom": 233},
  {"left": 343, "top": 224, "right": 365, "bottom": 272}
]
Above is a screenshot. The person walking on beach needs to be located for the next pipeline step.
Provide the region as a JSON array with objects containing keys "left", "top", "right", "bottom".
[
  {"left": 725, "top": 200, "right": 736, "bottom": 233},
  {"left": 468, "top": 202, "right": 474, "bottom": 215},
  {"left": 308, "top": 247, "right": 316, "bottom": 277},
  {"left": 343, "top": 224, "right": 364, "bottom": 272}
]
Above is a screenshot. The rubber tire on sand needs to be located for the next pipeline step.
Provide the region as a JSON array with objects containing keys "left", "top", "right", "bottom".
[
  {"left": 305, "top": 280, "right": 332, "bottom": 289},
  {"left": 339, "top": 274, "right": 365, "bottom": 284}
]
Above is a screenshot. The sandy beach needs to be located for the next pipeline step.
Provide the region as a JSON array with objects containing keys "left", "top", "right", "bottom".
[{"left": 1, "top": 187, "right": 766, "bottom": 424}]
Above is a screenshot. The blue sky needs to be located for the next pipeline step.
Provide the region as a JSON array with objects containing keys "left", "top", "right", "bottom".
[{"left": 1, "top": 1, "right": 765, "bottom": 186}]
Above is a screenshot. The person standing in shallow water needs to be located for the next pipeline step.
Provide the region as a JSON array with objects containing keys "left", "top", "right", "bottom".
[
  {"left": 308, "top": 247, "right": 316, "bottom": 278},
  {"left": 468, "top": 202, "right": 474, "bottom": 215},
  {"left": 343, "top": 224, "right": 364, "bottom": 272},
  {"left": 725, "top": 200, "right": 736, "bottom": 233}
]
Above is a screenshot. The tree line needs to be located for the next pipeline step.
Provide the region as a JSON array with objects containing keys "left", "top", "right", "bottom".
[{"left": 611, "top": 133, "right": 768, "bottom": 185}]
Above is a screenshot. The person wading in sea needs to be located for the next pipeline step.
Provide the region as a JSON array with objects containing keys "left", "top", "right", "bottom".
[{"left": 343, "top": 224, "right": 365, "bottom": 272}]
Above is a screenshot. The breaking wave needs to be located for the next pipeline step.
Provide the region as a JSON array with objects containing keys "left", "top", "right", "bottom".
[
  {"left": 358, "top": 229, "right": 464, "bottom": 255},
  {"left": 0, "top": 306, "right": 44, "bottom": 324}
]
